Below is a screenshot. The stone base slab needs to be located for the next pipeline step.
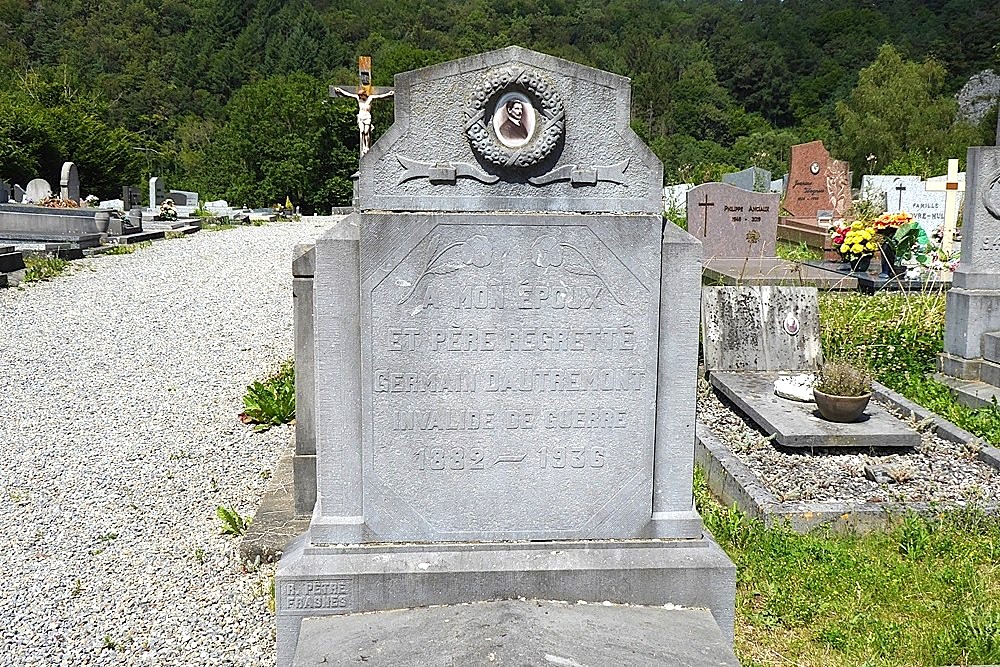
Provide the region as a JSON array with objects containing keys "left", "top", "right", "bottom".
[
  {"left": 239, "top": 448, "right": 310, "bottom": 565},
  {"left": 292, "top": 599, "right": 739, "bottom": 667},
  {"left": 276, "top": 534, "right": 736, "bottom": 667},
  {"left": 710, "top": 371, "right": 919, "bottom": 448},
  {"left": 703, "top": 258, "right": 857, "bottom": 290}
]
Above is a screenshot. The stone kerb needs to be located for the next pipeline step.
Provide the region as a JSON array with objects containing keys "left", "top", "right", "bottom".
[{"left": 358, "top": 46, "right": 663, "bottom": 214}]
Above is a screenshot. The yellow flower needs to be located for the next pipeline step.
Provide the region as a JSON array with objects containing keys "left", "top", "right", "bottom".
[
  {"left": 852, "top": 243, "right": 863, "bottom": 254},
  {"left": 841, "top": 243, "right": 850, "bottom": 254}
]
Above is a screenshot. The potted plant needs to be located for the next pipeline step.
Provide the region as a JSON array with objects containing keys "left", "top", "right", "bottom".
[
  {"left": 830, "top": 220, "right": 879, "bottom": 272},
  {"left": 873, "top": 212, "right": 929, "bottom": 279},
  {"left": 813, "top": 360, "right": 872, "bottom": 423}
]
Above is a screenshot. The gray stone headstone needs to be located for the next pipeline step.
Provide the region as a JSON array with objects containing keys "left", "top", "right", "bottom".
[
  {"left": 897, "top": 185, "right": 947, "bottom": 237},
  {"left": 99, "top": 199, "right": 125, "bottom": 211},
  {"left": 860, "top": 174, "right": 920, "bottom": 210},
  {"left": 721, "top": 167, "right": 771, "bottom": 193},
  {"left": 686, "top": 182, "right": 779, "bottom": 259},
  {"left": 278, "top": 47, "right": 734, "bottom": 667},
  {"left": 170, "top": 189, "right": 198, "bottom": 207},
  {"left": 122, "top": 186, "right": 142, "bottom": 209},
  {"left": 0, "top": 180, "right": 9, "bottom": 204},
  {"left": 769, "top": 178, "right": 784, "bottom": 195},
  {"left": 663, "top": 183, "right": 693, "bottom": 213},
  {"left": 12, "top": 184, "right": 24, "bottom": 203},
  {"left": 127, "top": 207, "right": 144, "bottom": 231},
  {"left": 701, "top": 286, "right": 821, "bottom": 372},
  {"left": 60, "top": 162, "right": 80, "bottom": 202},
  {"left": 25, "top": 179, "right": 52, "bottom": 203},
  {"left": 149, "top": 177, "right": 165, "bottom": 207}
]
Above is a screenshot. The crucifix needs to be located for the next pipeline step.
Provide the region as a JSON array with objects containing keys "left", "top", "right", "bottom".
[
  {"left": 698, "top": 194, "right": 715, "bottom": 236},
  {"left": 926, "top": 158, "right": 965, "bottom": 255},
  {"left": 893, "top": 180, "right": 907, "bottom": 210},
  {"left": 330, "top": 56, "right": 395, "bottom": 159}
]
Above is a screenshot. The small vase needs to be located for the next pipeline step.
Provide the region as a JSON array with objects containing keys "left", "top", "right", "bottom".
[
  {"left": 879, "top": 227, "right": 902, "bottom": 279},
  {"left": 848, "top": 255, "right": 871, "bottom": 273},
  {"left": 813, "top": 388, "right": 872, "bottom": 423}
]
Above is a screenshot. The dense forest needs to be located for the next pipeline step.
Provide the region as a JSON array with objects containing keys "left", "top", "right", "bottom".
[{"left": 1, "top": 0, "right": 998, "bottom": 213}]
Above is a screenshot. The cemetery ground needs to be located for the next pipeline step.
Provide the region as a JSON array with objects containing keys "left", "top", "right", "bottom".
[{"left": 4, "top": 221, "right": 1000, "bottom": 665}]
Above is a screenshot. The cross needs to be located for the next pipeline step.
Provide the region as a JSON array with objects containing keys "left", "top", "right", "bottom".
[
  {"left": 926, "top": 158, "right": 965, "bottom": 254},
  {"left": 894, "top": 180, "right": 907, "bottom": 210},
  {"left": 698, "top": 194, "right": 715, "bottom": 236},
  {"left": 329, "top": 56, "right": 395, "bottom": 159}
]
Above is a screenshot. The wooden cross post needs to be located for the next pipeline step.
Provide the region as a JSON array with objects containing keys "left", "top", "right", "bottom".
[
  {"left": 698, "top": 194, "right": 715, "bottom": 236},
  {"left": 330, "top": 56, "right": 395, "bottom": 159},
  {"left": 926, "top": 158, "right": 965, "bottom": 255}
]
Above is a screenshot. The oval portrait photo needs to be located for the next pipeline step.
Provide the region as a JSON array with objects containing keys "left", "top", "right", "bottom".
[{"left": 492, "top": 93, "right": 535, "bottom": 149}]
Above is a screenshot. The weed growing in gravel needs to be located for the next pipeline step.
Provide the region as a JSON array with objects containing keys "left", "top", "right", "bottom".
[
  {"left": 106, "top": 241, "right": 151, "bottom": 255},
  {"left": 23, "top": 254, "right": 69, "bottom": 282},
  {"left": 216, "top": 505, "right": 251, "bottom": 536},
  {"left": 241, "top": 360, "right": 295, "bottom": 431},
  {"left": 165, "top": 230, "right": 186, "bottom": 239},
  {"left": 202, "top": 221, "right": 236, "bottom": 232},
  {"left": 695, "top": 468, "right": 1000, "bottom": 666}
]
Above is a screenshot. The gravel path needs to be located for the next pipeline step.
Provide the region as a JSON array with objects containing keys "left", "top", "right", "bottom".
[{"left": 0, "top": 218, "right": 334, "bottom": 666}]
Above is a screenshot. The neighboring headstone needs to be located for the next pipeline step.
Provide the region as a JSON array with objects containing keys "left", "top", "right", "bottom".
[
  {"left": 12, "top": 184, "right": 24, "bottom": 203},
  {"left": 123, "top": 186, "right": 142, "bottom": 209},
  {"left": 170, "top": 189, "right": 198, "bottom": 207},
  {"left": 663, "top": 183, "right": 693, "bottom": 213},
  {"left": 769, "top": 178, "right": 785, "bottom": 194},
  {"left": 277, "top": 46, "right": 735, "bottom": 667},
  {"left": 60, "top": 162, "right": 80, "bottom": 202},
  {"left": 784, "top": 141, "right": 851, "bottom": 218},
  {"left": 941, "top": 146, "right": 1000, "bottom": 376},
  {"left": 0, "top": 180, "right": 9, "bottom": 204},
  {"left": 149, "top": 177, "right": 165, "bottom": 207},
  {"left": 701, "top": 287, "right": 820, "bottom": 372},
  {"left": 896, "top": 185, "right": 947, "bottom": 237},
  {"left": 722, "top": 167, "right": 771, "bottom": 192},
  {"left": 99, "top": 199, "right": 125, "bottom": 211},
  {"left": 25, "top": 178, "right": 52, "bottom": 203},
  {"left": 860, "top": 174, "right": 921, "bottom": 210},
  {"left": 686, "top": 182, "right": 778, "bottom": 259}
]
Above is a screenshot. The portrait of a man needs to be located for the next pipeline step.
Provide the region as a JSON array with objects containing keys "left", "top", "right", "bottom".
[{"left": 492, "top": 93, "right": 535, "bottom": 148}]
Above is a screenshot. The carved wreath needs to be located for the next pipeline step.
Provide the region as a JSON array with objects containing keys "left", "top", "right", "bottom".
[
  {"left": 464, "top": 67, "right": 565, "bottom": 169},
  {"left": 986, "top": 169, "right": 1000, "bottom": 221}
]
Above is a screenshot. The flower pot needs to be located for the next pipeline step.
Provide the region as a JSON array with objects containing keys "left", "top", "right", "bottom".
[
  {"left": 848, "top": 254, "right": 871, "bottom": 273},
  {"left": 813, "top": 388, "right": 872, "bottom": 423}
]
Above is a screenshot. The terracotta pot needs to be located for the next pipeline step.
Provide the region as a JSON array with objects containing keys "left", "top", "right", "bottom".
[{"left": 813, "top": 388, "right": 872, "bottom": 423}]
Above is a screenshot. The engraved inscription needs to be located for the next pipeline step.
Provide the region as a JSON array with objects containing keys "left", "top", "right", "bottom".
[
  {"left": 279, "top": 579, "right": 354, "bottom": 612},
  {"left": 364, "top": 221, "right": 658, "bottom": 537}
]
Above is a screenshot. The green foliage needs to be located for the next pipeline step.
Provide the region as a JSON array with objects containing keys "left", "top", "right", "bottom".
[
  {"left": 23, "top": 254, "right": 69, "bottom": 282},
  {"left": 695, "top": 468, "right": 1000, "bottom": 665},
  {"left": 775, "top": 241, "right": 821, "bottom": 262},
  {"left": 215, "top": 505, "right": 250, "bottom": 536},
  {"left": 105, "top": 241, "right": 151, "bottom": 255},
  {"left": 241, "top": 360, "right": 295, "bottom": 431}
]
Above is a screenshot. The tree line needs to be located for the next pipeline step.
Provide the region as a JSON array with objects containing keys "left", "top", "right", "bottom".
[{"left": 0, "top": 0, "right": 997, "bottom": 213}]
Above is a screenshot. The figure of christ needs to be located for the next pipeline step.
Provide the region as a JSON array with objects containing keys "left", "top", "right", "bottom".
[{"left": 333, "top": 87, "right": 395, "bottom": 157}]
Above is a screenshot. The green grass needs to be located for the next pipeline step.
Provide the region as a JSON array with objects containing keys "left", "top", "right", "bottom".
[
  {"left": 23, "top": 254, "right": 70, "bottom": 282},
  {"left": 776, "top": 240, "right": 823, "bottom": 262},
  {"left": 819, "top": 290, "right": 1000, "bottom": 446},
  {"left": 201, "top": 221, "right": 236, "bottom": 232},
  {"left": 697, "top": 469, "right": 1000, "bottom": 666},
  {"left": 241, "top": 360, "right": 295, "bottom": 431}
]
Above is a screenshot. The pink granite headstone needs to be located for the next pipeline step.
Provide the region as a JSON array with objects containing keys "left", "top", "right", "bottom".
[{"left": 785, "top": 141, "right": 851, "bottom": 218}]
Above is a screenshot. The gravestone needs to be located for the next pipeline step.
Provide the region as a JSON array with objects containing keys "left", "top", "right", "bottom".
[
  {"left": 12, "top": 184, "right": 24, "bottom": 203},
  {"left": 123, "top": 186, "right": 142, "bottom": 209},
  {"left": 25, "top": 178, "right": 52, "bottom": 203},
  {"left": 60, "top": 162, "right": 80, "bottom": 202},
  {"left": 897, "top": 185, "right": 947, "bottom": 237},
  {"left": 663, "top": 183, "right": 693, "bottom": 213},
  {"left": 170, "top": 189, "right": 198, "bottom": 207},
  {"left": 0, "top": 180, "right": 9, "bottom": 204},
  {"left": 926, "top": 160, "right": 966, "bottom": 254},
  {"left": 769, "top": 177, "right": 785, "bottom": 194},
  {"left": 99, "top": 199, "right": 125, "bottom": 211},
  {"left": 722, "top": 167, "right": 771, "bottom": 192},
  {"left": 940, "top": 145, "right": 1000, "bottom": 382},
  {"left": 703, "top": 286, "right": 919, "bottom": 448},
  {"left": 277, "top": 46, "right": 735, "bottom": 667},
  {"left": 149, "top": 177, "right": 166, "bottom": 207},
  {"left": 784, "top": 141, "right": 851, "bottom": 218},
  {"left": 860, "top": 174, "right": 920, "bottom": 210},
  {"left": 686, "top": 182, "right": 778, "bottom": 259}
]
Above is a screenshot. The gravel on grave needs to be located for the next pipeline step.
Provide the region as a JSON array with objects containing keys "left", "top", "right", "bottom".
[
  {"left": 0, "top": 218, "right": 335, "bottom": 666},
  {"left": 698, "top": 379, "right": 1000, "bottom": 505}
]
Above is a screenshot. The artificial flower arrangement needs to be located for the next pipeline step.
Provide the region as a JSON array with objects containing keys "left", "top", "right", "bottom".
[
  {"left": 156, "top": 198, "right": 178, "bottom": 221},
  {"left": 872, "top": 211, "right": 914, "bottom": 231},
  {"left": 830, "top": 219, "right": 878, "bottom": 261}
]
